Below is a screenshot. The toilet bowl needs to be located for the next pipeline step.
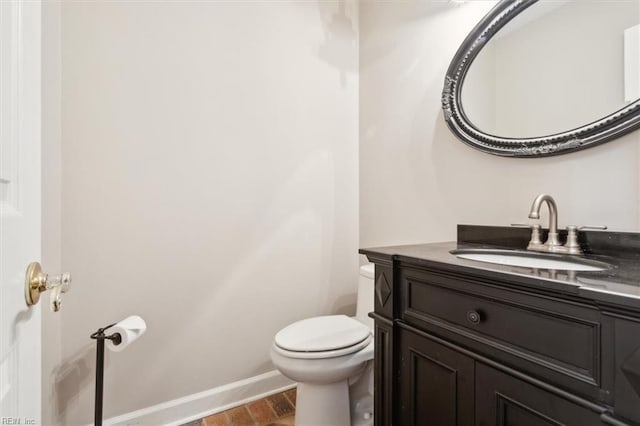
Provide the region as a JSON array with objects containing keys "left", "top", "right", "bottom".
[{"left": 270, "top": 264, "right": 375, "bottom": 426}]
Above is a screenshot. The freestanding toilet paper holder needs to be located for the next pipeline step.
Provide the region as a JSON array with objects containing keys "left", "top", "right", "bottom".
[{"left": 90, "top": 323, "right": 122, "bottom": 426}]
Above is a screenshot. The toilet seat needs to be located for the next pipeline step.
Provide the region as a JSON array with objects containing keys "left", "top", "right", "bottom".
[
  {"left": 274, "top": 315, "right": 372, "bottom": 359},
  {"left": 273, "top": 334, "right": 372, "bottom": 359}
]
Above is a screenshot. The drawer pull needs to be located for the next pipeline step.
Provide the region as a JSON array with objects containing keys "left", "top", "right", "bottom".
[{"left": 467, "top": 310, "right": 482, "bottom": 324}]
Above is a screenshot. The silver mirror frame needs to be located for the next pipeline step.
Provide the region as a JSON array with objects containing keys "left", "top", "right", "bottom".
[{"left": 442, "top": 0, "right": 640, "bottom": 158}]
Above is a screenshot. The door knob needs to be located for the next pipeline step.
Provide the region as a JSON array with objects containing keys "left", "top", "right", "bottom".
[{"left": 24, "top": 262, "right": 71, "bottom": 312}]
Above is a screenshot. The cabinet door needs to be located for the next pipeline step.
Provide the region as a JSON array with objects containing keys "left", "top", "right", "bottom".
[
  {"left": 476, "top": 363, "right": 602, "bottom": 426},
  {"left": 398, "top": 328, "right": 474, "bottom": 426}
]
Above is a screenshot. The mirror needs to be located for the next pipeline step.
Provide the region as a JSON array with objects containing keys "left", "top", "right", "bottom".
[{"left": 442, "top": 0, "right": 640, "bottom": 157}]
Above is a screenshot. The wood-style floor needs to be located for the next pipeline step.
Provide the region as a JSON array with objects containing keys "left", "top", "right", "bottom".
[{"left": 181, "top": 388, "right": 296, "bottom": 426}]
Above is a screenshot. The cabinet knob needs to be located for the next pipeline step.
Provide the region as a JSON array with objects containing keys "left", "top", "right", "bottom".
[{"left": 467, "top": 310, "right": 482, "bottom": 325}]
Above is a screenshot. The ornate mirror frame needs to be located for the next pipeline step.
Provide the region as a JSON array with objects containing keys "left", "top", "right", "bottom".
[{"left": 442, "top": 0, "right": 640, "bottom": 157}]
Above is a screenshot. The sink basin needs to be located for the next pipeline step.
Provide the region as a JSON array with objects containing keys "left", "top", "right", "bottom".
[{"left": 450, "top": 249, "right": 609, "bottom": 272}]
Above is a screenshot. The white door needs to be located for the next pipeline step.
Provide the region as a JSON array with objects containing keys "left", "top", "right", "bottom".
[{"left": 0, "top": 0, "right": 42, "bottom": 423}]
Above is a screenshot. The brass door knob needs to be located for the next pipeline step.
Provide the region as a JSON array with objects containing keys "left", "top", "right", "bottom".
[{"left": 25, "top": 262, "right": 71, "bottom": 312}]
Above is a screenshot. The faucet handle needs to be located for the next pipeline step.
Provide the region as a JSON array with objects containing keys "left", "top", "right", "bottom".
[
  {"left": 564, "top": 225, "right": 582, "bottom": 254},
  {"left": 529, "top": 224, "right": 542, "bottom": 245},
  {"left": 520, "top": 224, "right": 544, "bottom": 252},
  {"left": 563, "top": 225, "right": 607, "bottom": 255}
]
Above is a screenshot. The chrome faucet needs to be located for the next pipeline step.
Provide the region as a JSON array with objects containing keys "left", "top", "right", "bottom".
[{"left": 527, "top": 194, "right": 562, "bottom": 251}]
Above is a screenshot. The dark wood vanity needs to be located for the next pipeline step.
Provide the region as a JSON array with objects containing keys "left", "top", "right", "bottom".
[{"left": 361, "top": 226, "right": 640, "bottom": 426}]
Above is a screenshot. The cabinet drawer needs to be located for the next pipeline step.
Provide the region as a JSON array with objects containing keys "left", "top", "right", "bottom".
[{"left": 400, "top": 268, "right": 605, "bottom": 396}]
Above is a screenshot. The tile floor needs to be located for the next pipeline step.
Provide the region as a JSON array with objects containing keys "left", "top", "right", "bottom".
[{"left": 182, "top": 388, "right": 296, "bottom": 426}]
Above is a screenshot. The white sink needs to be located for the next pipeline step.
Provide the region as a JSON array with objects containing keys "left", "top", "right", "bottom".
[{"left": 451, "top": 249, "right": 609, "bottom": 272}]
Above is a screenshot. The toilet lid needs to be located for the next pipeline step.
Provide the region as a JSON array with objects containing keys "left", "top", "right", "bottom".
[{"left": 275, "top": 315, "right": 371, "bottom": 353}]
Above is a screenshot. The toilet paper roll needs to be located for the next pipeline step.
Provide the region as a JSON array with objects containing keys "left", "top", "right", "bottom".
[{"left": 106, "top": 315, "right": 147, "bottom": 352}]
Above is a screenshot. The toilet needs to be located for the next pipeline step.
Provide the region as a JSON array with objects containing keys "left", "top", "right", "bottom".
[{"left": 270, "top": 264, "right": 375, "bottom": 426}]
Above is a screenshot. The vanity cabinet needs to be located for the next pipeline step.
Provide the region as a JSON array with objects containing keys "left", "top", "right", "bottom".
[{"left": 365, "top": 255, "right": 640, "bottom": 426}]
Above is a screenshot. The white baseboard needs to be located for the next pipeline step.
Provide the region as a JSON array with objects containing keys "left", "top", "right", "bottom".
[{"left": 102, "top": 370, "right": 295, "bottom": 426}]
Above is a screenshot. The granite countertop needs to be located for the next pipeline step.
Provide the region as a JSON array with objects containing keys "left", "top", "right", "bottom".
[{"left": 359, "top": 225, "right": 640, "bottom": 310}]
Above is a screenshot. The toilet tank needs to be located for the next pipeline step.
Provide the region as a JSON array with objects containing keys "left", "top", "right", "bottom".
[{"left": 355, "top": 263, "right": 375, "bottom": 330}]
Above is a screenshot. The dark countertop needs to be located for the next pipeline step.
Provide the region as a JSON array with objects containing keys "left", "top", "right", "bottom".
[{"left": 359, "top": 225, "right": 640, "bottom": 311}]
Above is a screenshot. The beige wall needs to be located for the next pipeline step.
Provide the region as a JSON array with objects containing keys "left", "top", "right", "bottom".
[
  {"left": 53, "top": 2, "right": 358, "bottom": 424},
  {"left": 359, "top": 1, "right": 640, "bottom": 251}
]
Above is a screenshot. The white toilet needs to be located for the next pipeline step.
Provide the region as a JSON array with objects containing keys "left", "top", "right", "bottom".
[{"left": 270, "top": 264, "right": 375, "bottom": 426}]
